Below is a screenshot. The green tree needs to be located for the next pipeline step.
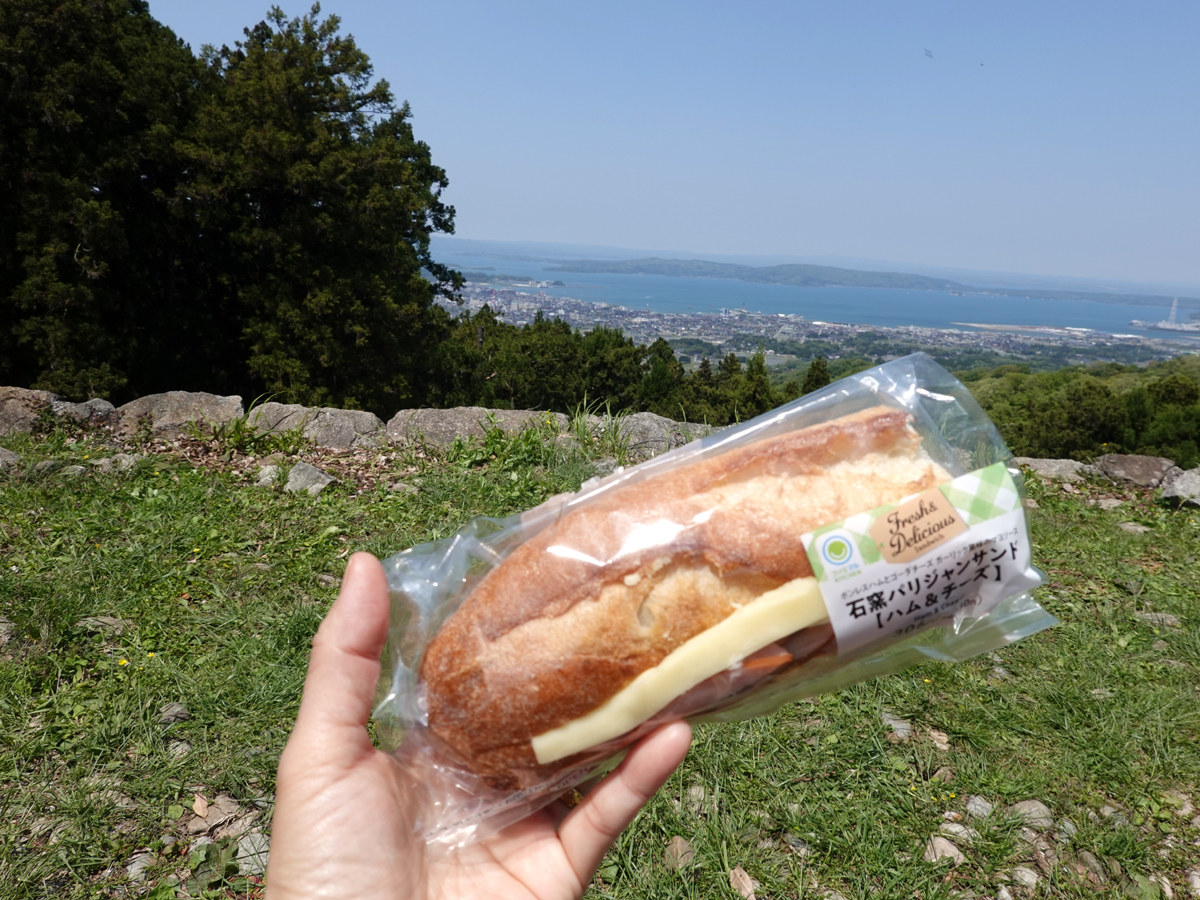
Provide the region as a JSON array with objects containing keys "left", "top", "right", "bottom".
[
  {"left": 0, "top": 0, "right": 200, "bottom": 397},
  {"left": 801, "top": 356, "right": 832, "bottom": 394},
  {"left": 178, "top": 5, "right": 458, "bottom": 412},
  {"left": 1147, "top": 373, "right": 1200, "bottom": 409}
]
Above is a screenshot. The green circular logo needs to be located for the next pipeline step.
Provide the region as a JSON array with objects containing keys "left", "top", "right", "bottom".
[{"left": 822, "top": 535, "right": 853, "bottom": 566}]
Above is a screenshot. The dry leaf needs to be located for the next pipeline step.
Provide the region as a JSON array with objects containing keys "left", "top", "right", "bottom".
[
  {"left": 665, "top": 836, "right": 694, "bottom": 870},
  {"left": 927, "top": 728, "right": 950, "bottom": 751},
  {"left": 729, "top": 865, "right": 757, "bottom": 900},
  {"left": 192, "top": 793, "right": 209, "bottom": 818}
]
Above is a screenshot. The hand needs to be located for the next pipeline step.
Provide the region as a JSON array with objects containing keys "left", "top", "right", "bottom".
[{"left": 266, "top": 552, "right": 692, "bottom": 900}]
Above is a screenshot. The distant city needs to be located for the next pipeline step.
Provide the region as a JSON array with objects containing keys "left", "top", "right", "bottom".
[{"left": 440, "top": 281, "right": 1198, "bottom": 365}]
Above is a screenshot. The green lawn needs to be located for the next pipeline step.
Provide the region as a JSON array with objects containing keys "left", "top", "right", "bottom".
[{"left": 1, "top": 422, "right": 1197, "bottom": 899}]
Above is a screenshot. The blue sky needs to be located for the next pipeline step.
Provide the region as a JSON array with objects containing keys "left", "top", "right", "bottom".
[{"left": 150, "top": 1, "right": 1199, "bottom": 287}]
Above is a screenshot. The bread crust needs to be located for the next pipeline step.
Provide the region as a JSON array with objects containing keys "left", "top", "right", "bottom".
[{"left": 420, "top": 406, "right": 946, "bottom": 785}]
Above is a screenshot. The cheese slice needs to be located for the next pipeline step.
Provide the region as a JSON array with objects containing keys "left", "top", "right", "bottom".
[{"left": 531, "top": 577, "right": 829, "bottom": 764}]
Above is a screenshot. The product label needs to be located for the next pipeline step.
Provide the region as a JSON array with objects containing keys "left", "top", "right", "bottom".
[{"left": 801, "top": 462, "right": 1040, "bottom": 658}]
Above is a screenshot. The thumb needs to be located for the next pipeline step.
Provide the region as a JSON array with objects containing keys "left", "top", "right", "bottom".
[{"left": 285, "top": 552, "right": 391, "bottom": 768}]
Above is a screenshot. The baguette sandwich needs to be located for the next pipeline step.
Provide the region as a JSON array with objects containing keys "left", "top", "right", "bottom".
[{"left": 419, "top": 406, "right": 951, "bottom": 788}]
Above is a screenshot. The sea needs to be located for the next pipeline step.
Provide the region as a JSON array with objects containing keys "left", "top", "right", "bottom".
[{"left": 436, "top": 252, "right": 1188, "bottom": 339}]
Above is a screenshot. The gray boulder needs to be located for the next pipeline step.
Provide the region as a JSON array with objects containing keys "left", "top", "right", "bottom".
[
  {"left": 51, "top": 397, "right": 116, "bottom": 425},
  {"left": 248, "top": 402, "right": 384, "bottom": 450},
  {"left": 1010, "top": 457, "right": 1096, "bottom": 483},
  {"left": 0, "top": 447, "right": 20, "bottom": 472},
  {"left": 386, "top": 407, "right": 568, "bottom": 447},
  {"left": 0, "top": 386, "right": 58, "bottom": 435},
  {"left": 1093, "top": 453, "right": 1177, "bottom": 488},
  {"left": 614, "top": 411, "right": 695, "bottom": 456},
  {"left": 115, "top": 391, "right": 244, "bottom": 439},
  {"left": 1160, "top": 467, "right": 1200, "bottom": 507},
  {"left": 284, "top": 461, "right": 336, "bottom": 496}
]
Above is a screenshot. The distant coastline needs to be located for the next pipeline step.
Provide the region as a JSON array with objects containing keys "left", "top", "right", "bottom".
[{"left": 543, "top": 257, "right": 1200, "bottom": 310}]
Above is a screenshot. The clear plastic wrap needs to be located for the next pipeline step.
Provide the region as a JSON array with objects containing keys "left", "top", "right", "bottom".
[{"left": 375, "top": 353, "right": 1055, "bottom": 849}]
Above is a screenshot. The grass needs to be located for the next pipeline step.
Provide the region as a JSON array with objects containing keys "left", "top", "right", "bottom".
[{"left": 2, "top": 420, "right": 1198, "bottom": 899}]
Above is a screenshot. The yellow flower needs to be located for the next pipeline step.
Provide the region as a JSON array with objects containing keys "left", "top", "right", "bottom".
[
  {"left": 147, "top": 652, "right": 155, "bottom": 658},
  {"left": 118, "top": 659, "right": 128, "bottom": 666},
  {"left": 923, "top": 678, "right": 931, "bottom": 683},
  {"left": 949, "top": 792, "right": 956, "bottom": 798}
]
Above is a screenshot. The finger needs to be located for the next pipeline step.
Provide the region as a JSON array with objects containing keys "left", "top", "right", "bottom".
[
  {"left": 558, "top": 721, "right": 691, "bottom": 880},
  {"left": 289, "top": 552, "right": 391, "bottom": 761}
]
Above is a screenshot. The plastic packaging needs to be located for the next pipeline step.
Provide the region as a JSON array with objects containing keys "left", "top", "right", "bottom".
[{"left": 376, "top": 353, "right": 1055, "bottom": 849}]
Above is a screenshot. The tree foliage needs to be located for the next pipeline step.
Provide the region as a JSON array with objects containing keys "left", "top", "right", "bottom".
[{"left": 1, "top": 2, "right": 457, "bottom": 412}]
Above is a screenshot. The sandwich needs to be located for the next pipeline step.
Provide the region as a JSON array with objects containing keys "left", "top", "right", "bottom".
[{"left": 419, "top": 406, "right": 951, "bottom": 788}]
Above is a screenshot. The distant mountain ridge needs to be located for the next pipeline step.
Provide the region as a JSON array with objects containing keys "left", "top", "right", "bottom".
[{"left": 543, "top": 257, "right": 1200, "bottom": 309}]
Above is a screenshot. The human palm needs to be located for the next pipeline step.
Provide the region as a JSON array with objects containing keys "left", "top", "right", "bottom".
[{"left": 266, "top": 553, "right": 691, "bottom": 900}]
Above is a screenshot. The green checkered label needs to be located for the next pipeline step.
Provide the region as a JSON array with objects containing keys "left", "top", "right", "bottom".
[
  {"left": 802, "top": 462, "right": 1021, "bottom": 583},
  {"left": 938, "top": 462, "right": 1020, "bottom": 525}
]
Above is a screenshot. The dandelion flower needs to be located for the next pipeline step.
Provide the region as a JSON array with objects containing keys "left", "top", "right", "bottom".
[{"left": 118, "top": 659, "right": 129, "bottom": 666}]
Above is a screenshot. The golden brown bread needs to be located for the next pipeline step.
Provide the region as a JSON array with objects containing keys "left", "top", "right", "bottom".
[{"left": 420, "top": 406, "right": 948, "bottom": 786}]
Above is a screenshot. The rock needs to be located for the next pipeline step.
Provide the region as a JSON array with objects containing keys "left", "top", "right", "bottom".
[
  {"left": 387, "top": 480, "right": 418, "bottom": 494},
  {"left": 664, "top": 836, "right": 694, "bottom": 870},
  {"left": 0, "top": 617, "right": 14, "bottom": 647},
  {"left": 1009, "top": 799, "right": 1055, "bottom": 829},
  {"left": 1187, "top": 869, "right": 1199, "bottom": 897},
  {"left": 931, "top": 767, "right": 954, "bottom": 783},
  {"left": 989, "top": 666, "right": 1013, "bottom": 681},
  {"left": 112, "top": 452, "right": 141, "bottom": 471},
  {"left": 996, "top": 887, "right": 1014, "bottom": 900},
  {"left": 1012, "top": 866, "right": 1040, "bottom": 888},
  {"left": 0, "top": 447, "right": 20, "bottom": 472},
  {"left": 59, "top": 464, "right": 85, "bottom": 476},
  {"left": 167, "top": 740, "right": 190, "bottom": 760},
  {"left": 1011, "top": 457, "right": 1095, "bottom": 483},
  {"left": 0, "top": 386, "right": 58, "bottom": 435},
  {"left": 1023, "top": 498, "right": 1039, "bottom": 509},
  {"left": 1119, "top": 522, "right": 1152, "bottom": 534},
  {"left": 237, "top": 832, "right": 270, "bottom": 876},
  {"left": 115, "top": 391, "right": 244, "bottom": 439},
  {"left": 966, "top": 796, "right": 995, "bottom": 819},
  {"left": 1161, "top": 467, "right": 1200, "bottom": 507},
  {"left": 34, "top": 460, "right": 60, "bottom": 475},
  {"left": 248, "top": 402, "right": 384, "bottom": 450},
  {"left": 255, "top": 465, "right": 280, "bottom": 487},
  {"left": 1153, "top": 640, "right": 1169, "bottom": 650},
  {"left": 783, "top": 833, "right": 812, "bottom": 857},
  {"left": 1136, "top": 611, "right": 1181, "bottom": 628},
  {"left": 284, "top": 461, "right": 336, "bottom": 496},
  {"left": 76, "top": 615, "right": 129, "bottom": 635},
  {"left": 614, "top": 411, "right": 694, "bottom": 456},
  {"left": 215, "top": 811, "right": 260, "bottom": 840},
  {"left": 1055, "top": 818, "right": 1078, "bottom": 842},
  {"left": 316, "top": 574, "right": 339, "bottom": 588},
  {"left": 386, "top": 407, "right": 569, "bottom": 447},
  {"left": 938, "top": 822, "right": 980, "bottom": 844},
  {"left": 1091, "top": 497, "right": 1126, "bottom": 510},
  {"left": 592, "top": 457, "right": 620, "bottom": 477},
  {"left": 1094, "top": 454, "right": 1178, "bottom": 488},
  {"left": 923, "top": 835, "right": 966, "bottom": 865},
  {"left": 687, "top": 784, "right": 707, "bottom": 817},
  {"left": 1077, "top": 849, "right": 1106, "bottom": 882},
  {"left": 158, "top": 702, "right": 190, "bottom": 725},
  {"left": 126, "top": 849, "right": 155, "bottom": 883},
  {"left": 881, "top": 709, "right": 912, "bottom": 740},
  {"left": 52, "top": 397, "right": 116, "bottom": 424}
]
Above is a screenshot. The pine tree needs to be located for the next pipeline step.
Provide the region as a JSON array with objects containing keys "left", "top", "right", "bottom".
[{"left": 801, "top": 356, "right": 832, "bottom": 395}]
